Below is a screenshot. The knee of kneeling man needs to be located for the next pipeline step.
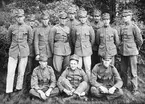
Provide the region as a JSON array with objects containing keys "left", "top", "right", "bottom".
[{"left": 118, "top": 88, "right": 124, "bottom": 95}]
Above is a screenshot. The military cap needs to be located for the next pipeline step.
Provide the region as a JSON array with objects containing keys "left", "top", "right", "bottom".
[
  {"left": 102, "top": 13, "right": 110, "bottom": 20},
  {"left": 28, "top": 14, "right": 35, "bottom": 21},
  {"left": 122, "top": 9, "right": 133, "bottom": 17},
  {"left": 39, "top": 55, "right": 48, "bottom": 62},
  {"left": 93, "top": 9, "right": 101, "bottom": 16},
  {"left": 59, "top": 11, "right": 67, "bottom": 19},
  {"left": 68, "top": 7, "right": 77, "bottom": 14},
  {"left": 70, "top": 54, "right": 79, "bottom": 62},
  {"left": 102, "top": 55, "right": 112, "bottom": 60},
  {"left": 14, "top": 9, "right": 24, "bottom": 17},
  {"left": 78, "top": 9, "right": 87, "bottom": 18}
]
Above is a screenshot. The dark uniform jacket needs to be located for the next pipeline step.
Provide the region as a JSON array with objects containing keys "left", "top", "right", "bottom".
[
  {"left": 96, "top": 26, "right": 119, "bottom": 57},
  {"left": 119, "top": 23, "right": 143, "bottom": 56},
  {"left": 8, "top": 23, "right": 33, "bottom": 59},
  {"left": 91, "top": 63, "right": 123, "bottom": 89},
  {"left": 31, "top": 65, "right": 56, "bottom": 90},
  {"left": 49, "top": 24, "right": 71, "bottom": 56},
  {"left": 72, "top": 23, "right": 95, "bottom": 56},
  {"left": 34, "top": 26, "right": 52, "bottom": 58},
  {"left": 58, "top": 66, "right": 88, "bottom": 91}
]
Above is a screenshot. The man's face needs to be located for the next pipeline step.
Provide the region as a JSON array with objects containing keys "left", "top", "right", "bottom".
[
  {"left": 41, "top": 19, "right": 49, "bottom": 26},
  {"left": 39, "top": 61, "right": 47, "bottom": 69},
  {"left": 103, "top": 19, "right": 110, "bottom": 26},
  {"left": 102, "top": 59, "right": 112, "bottom": 68},
  {"left": 79, "top": 16, "right": 87, "bottom": 24},
  {"left": 16, "top": 16, "right": 25, "bottom": 24},
  {"left": 68, "top": 13, "right": 76, "bottom": 20},
  {"left": 94, "top": 15, "right": 101, "bottom": 22},
  {"left": 70, "top": 60, "right": 78, "bottom": 70},
  {"left": 122, "top": 15, "right": 132, "bottom": 23},
  {"left": 59, "top": 18, "right": 67, "bottom": 25}
]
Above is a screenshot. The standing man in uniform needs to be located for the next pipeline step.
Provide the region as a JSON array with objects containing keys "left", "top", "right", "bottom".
[
  {"left": 119, "top": 10, "right": 143, "bottom": 95},
  {"left": 58, "top": 54, "right": 89, "bottom": 97},
  {"left": 90, "top": 55, "right": 123, "bottom": 100},
  {"left": 96, "top": 13, "right": 119, "bottom": 65},
  {"left": 66, "top": 6, "right": 80, "bottom": 54},
  {"left": 49, "top": 11, "right": 71, "bottom": 79},
  {"left": 6, "top": 9, "right": 33, "bottom": 95},
  {"left": 72, "top": 9, "right": 95, "bottom": 79},
  {"left": 34, "top": 13, "right": 52, "bottom": 67},
  {"left": 91, "top": 9, "right": 103, "bottom": 68}
]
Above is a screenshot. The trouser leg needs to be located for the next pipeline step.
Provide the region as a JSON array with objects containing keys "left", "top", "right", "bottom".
[
  {"left": 91, "top": 50, "right": 100, "bottom": 69},
  {"left": 78, "top": 57, "right": 82, "bottom": 69},
  {"left": 63, "top": 55, "right": 70, "bottom": 71},
  {"left": 24, "top": 57, "right": 34, "bottom": 91},
  {"left": 106, "top": 88, "right": 123, "bottom": 100},
  {"left": 16, "top": 57, "right": 28, "bottom": 90},
  {"left": 59, "top": 78, "right": 73, "bottom": 92},
  {"left": 83, "top": 56, "right": 91, "bottom": 79},
  {"left": 29, "top": 89, "right": 41, "bottom": 99},
  {"left": 6, "top": 57, "right": 18, "bottom": 93},
  {"left": 74, "top": 81, "right": 89, "bottom": 95},
  {"left": 90, "top": 87, "right": 104, "bottom": 98},
  {"left": 129, "top": 55, "right": 138, "bottom": 91},
  {"left": 121, "top": 56, "right": 128, "bottom": 87},
  {"left": 53, "top": 55, "right": 63, "bottom": 79}
]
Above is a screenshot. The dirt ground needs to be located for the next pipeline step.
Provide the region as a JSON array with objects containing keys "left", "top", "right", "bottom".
[{"left": 0, "top": 60, "right": 145, "bottom": 104}]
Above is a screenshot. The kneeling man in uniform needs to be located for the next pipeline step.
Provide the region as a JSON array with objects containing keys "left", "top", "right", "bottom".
[
  {"left": 29, "top": 55, "right": 59, "bottom": 100},
  {"left": 58, "top": 54, "right": 89, "bottom": 98},
  {"left": 90, "top": 55, "right": 123, "bottom": 100}
]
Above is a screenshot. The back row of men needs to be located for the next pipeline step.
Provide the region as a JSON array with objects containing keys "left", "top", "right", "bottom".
[{"left": 5, "top": 6, "right": 143, "bottom": 101}]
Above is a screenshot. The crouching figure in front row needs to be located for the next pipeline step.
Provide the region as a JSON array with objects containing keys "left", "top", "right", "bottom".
[
  {"left": 58, "top": 54, "right": 89, "bottom": 98},
  {"left": 90, "top": 55, "right": 123, "bottom": 100},
  {"left": 29, "top": 55, "right": 59, "bottom": 100}
]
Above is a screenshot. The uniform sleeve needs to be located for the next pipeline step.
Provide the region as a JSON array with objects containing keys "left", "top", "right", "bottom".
[
  {"left": 89, "top": 26, "right": 95, "bottom": 46},
  {"left": 114, "top": 29, "right": 120, "bottom": 46},
  {"left": 57, "top": 69, "right": 68, "bottom": 91},
  {"left": 49, "top": 67, "right": 56, "bottom": 88},
  {"left": 81, "top": 69, "right": 88, "bottom": 82},
  {"left": 112, "top": 66, "right": 123, "bottom": 89},
  {"left": 27, "top": 26, "right": 33, "bottom": 47},
  {"left": 49, "top": 27, "right": 56, "bottom": 53},
  {"left": 133, "top": 25, "right": 143, "bottom": 49},
  {"left": 34, "top": 29, "right": 39, "bottom": 55},
  {"left": 7, "top": 25, "right": 13, "bottom": 43},
  {"left": 31, "top": 68, "right": 40, "bottom": 90},
  {"left": 90, "top": 65, "right": 102, "bottom": 87}
]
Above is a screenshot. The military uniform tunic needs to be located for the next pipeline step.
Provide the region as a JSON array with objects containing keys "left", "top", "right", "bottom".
[
  {"left": 8, "top": 23, "right": 33, "bottom": 59},
  {"left": 34, "top": 26, "right": 52, "bottom": 58},
  {"left": 96, "top": 26, "right": 119, "bottom": 57},
  {"left": 73, "top": 23, "right": 95, "bottom": 57}
]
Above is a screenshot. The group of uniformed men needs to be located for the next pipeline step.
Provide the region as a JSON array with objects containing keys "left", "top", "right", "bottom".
[{"left": 5, "top": 5, "right": 143, "bottom": 101}]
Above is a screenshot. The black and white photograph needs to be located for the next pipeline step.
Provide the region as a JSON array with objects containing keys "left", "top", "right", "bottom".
[{"left": 0, "top": 0, "right": 145, "bottom": 104}]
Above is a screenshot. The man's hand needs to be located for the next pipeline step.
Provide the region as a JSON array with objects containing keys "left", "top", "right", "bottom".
[
  {"left": 99, "top": 86, "right": 108, "bottom": 94},
  {"left": 108, "top": 86, "right": 116, "bottom": 94},
  {"left": 35, "top": 55, "right": 40, "bottom": 61},
  {"left": 37, "top": 90, "right": 47, "bottom": 100},
  {"left": 63, "top": 89, "right": 73, "bottom": 96},
  {"left": 45, "top": 88, "right": 52, "bottom": 97}
]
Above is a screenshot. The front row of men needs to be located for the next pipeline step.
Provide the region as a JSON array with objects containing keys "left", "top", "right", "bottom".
[{"left": 29, "top": 54, "right": 123, "bottom": 100}]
